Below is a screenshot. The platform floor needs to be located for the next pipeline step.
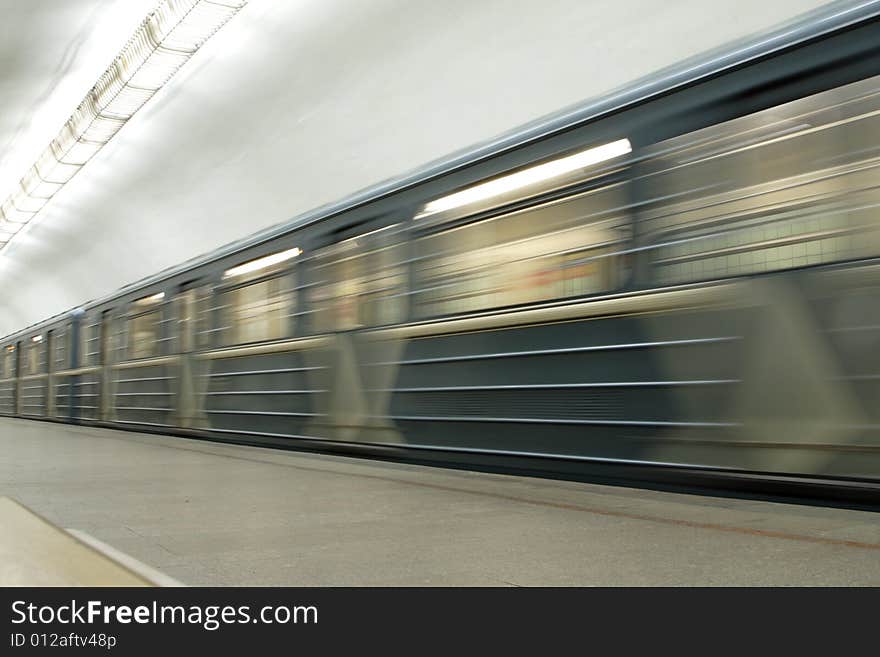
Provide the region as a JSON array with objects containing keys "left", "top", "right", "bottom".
[{"left": 1, "top": 417, "right": 879, "bottom": 586}]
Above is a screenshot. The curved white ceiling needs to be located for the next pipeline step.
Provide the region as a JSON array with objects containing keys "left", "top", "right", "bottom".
[
  {"left": 0, "top": 0, "right": 830, "bottom": 335},
  {"left": 0, "top": 1, "right": 155, "bottom": 202}
]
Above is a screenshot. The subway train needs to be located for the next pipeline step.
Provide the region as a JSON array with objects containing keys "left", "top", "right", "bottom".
[{"left": 3, "top": 7, "right": 880, "bottom": 503}]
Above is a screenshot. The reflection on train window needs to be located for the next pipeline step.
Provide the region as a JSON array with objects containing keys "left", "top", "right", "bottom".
[
  {"left": 215, "top": 247, "right": 302, "bottom": 346},
  {"left": 217, "top": 274, "right": 295, "bottom": 345},
  {"left": 640, "top": 74, "right": 880, "bottom": 284},
  {"left": 127, "top": 293, "right": 166, "bottom": 360},
  {"left": 414, "top": 184, "right": 631, "bottom": 317},
  {"left": 25, "top": 336, "right": 45, "bottom": 375},
  {"left": 311, "top": 226, "right": 408, "bottom": 331},
  {"left": 128, "top": 311, "right": 162, "bottom": 359}
]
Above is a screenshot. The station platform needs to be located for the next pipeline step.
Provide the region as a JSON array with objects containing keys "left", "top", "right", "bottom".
[{"left": 1, "top": 417, "right": 878, "bottom": 586}]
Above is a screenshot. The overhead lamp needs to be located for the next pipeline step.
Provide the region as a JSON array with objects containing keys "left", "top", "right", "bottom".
[
  {"left": 31, "top": 335, "right": 43, "bottom": 343},
  {"left": 417, "top": 138, "right": 632, "bottom": 217},
  {"left": 0, "top": 0, "right": 249, "bottom": 253},
  {"left": 223, "top": 247, "right": 302, "bottom": 279}
]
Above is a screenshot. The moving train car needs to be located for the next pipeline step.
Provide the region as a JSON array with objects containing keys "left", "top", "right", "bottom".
[{"left": 3, "top": 6, "right": 880, "bottom": 503}]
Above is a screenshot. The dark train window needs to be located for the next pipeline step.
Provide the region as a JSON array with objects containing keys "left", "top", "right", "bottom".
[
  {"left": 413, "top": 183, "right": 632, "bottom": 317},
  {"left": 216, "top": 247, "right": 300, "bottom": 345},
  {"left": 638, "top": 74, "right": 880, "bottom": 285},
  {"left": 310, "top": 225, "right": 408, "bottom": 331}
]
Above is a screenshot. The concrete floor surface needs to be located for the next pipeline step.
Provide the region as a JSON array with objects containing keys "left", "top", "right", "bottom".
[{"left": 1, "top": 418, "right": 878, "bottom": 586}]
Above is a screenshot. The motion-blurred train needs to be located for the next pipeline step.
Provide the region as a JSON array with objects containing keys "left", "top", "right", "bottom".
[{"left": 3, "top": 6, "right": 880, "bottom": 502}]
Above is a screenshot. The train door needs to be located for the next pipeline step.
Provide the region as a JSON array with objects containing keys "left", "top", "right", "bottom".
[
  {"left": 99, "top": 309, "right": 116, "bottom": 421},
  {"left": 0, "top": 344, "right": 16, "bottom": 416}
]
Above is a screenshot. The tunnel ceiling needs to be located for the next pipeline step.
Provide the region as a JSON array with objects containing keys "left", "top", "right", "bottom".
[{"left": 0, "top": 0, "right": 832, "bottom": 336}]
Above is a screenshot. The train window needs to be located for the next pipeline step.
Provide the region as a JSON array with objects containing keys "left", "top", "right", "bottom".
[
  {"left": 52, "top": 328, "right": 68, "bottom": 371},
  {"left": 639, "top": 74, "right": 880, "bottom": 285},
  {"left": 221, "top": 278, "right": 292, "bottom": 344},
  {"left": 413, "top": 184, "right": 631, "bottom": 317},
  {"left": 216, "top": 247, "right": 300, "bottom": 345},
  {"left": 80, "top": 317, "right": 101, "bottom": 367},
  {"left": 25, "top": 335, "right": 45, "bottom": 375},
  {"left": 126, "top": 293, "right": 166, "bottom": 360},
  {"left": 310, "top": 224, "right": 408, "bottom": 331}
]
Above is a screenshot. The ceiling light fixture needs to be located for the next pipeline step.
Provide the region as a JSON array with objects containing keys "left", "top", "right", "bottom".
[
  {"left": 0, "top": 0, "right": 249, "bottom": 252},
  {"left": 416, "top": 138, "right": 632, "bottom": 218}
]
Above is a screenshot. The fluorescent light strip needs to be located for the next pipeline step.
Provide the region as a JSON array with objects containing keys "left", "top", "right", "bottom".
[
  {"left": 417, "top": 138, "right": 632, "bottom": 217},
  {"left": 0, "top": 0, "right": 248, "bottom": 251},
  {"left": 223, "top": 247, "right": 302, "bottom": 279}
]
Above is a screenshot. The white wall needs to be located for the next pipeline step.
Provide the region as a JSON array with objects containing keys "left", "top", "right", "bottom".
[{"left": 0, "top": 0, "right": 831, "bottom": 335}]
